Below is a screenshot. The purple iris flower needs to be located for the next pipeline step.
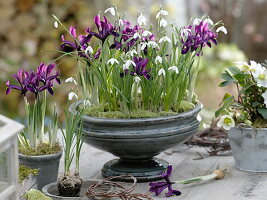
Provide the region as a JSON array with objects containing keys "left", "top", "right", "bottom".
[
  {"left": 6, "top": 62, "right": 60, "bottom": 97},
  {"left": 149, "top": 165, "right": 181, "bottom": 197},
  {"left": 89, "top": 14, "right": 116, "bottom": 44},
  {"left": 131, "top": 57, "right": 150, "bottom": 80},
  {"left": 181, "top": 20, "right": 217, "bottom": 55}
]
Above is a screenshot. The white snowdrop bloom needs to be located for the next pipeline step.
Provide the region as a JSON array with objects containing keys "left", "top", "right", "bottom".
[
  {"left": 204, "top": 18, "right": 214, "bottom": 25},
  {"left": 133, "top": 32, "right": 141, "bottom": 39},
  {"left": 107, "top": 58, "right": 119, "bottom": 65},
  {"left": 68, "top": 92, "right": 78, "bottom": 101},
  {"left": 158, "top": 68, "right": 166, "bottom": 76},
  {"left": 155, "top": 55, "right": 162, "bottom": 64},
  {"left": 104, "top": 7, "right": 116, "bottom": 16},
  {"left": 137, "top": 13, "right": 147, "bottom": 26},
  {"left": 123, "top": 60, "right": 136, "bottom": 70},
  {"left": 140, "top": 42, "right": 147, "bottom": 50},
  {"left": 216, "top": 26, "right": 227, "bottom": 34},
  {"left": 181, "top": 28, "right": 191, "bottom": 37},
  {"left": 65, "top": 77, "right": 77, "bottom": 85},
  {"left": 83, "top": 100, "right": 90, "bottom": 107},
  {"left": 119, "top": 19, "right": 124, "bottom": 26},
  {"left": 159, "top": 36, "right": 171, "bottom": 43},
  {"left": 85, "top": 46, "right": 93, "bottom": 55},
  {"left": 193, "top": 18, "right": 202, "bottom": 26},
  {"left": 142, "top": 30, "right": 152, "bottom": 37},
  {"left": 156, "top": 9, "right": 168, "bottom": 19},
  {"left": 127, "top": 49, "right": 137, "bottom": 57},
  {"left": 159, "top": 18, "right": 168, "bottom": 27},
  {"left": 134, "top": 76, "right": 141, "bottom": 83},
  {"left": 168, "top": 66, "right": 179, "bottom": 74},
  {"left": 234, "top": 61, "right": 250, "bottom": 74},
  {"left": 147, "top": 41, "right": 159, "bottom": 49},
  {"left": 253, "top": 67, "right": 267, "bottom": 88},
  {"left": 262, "top": 90, "right": 267, "bottom": 108},
  {"left": 54, "top": 21, "right": 58, "bottom": 28},
  {"left": 217, "top": 115, "right": 235, "bottom": 130}
]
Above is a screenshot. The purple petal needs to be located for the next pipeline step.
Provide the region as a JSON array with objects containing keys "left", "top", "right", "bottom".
[
  {"left": 94, "top": 15, "right": 101, "bottom": 30},
  {"left": 70, "top": 26, "right": 77, "bottom": 38},
  {"left": 162, "top": 165, "right": 172, "bottom": 177}
]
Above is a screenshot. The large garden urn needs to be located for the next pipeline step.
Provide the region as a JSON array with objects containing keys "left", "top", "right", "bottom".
[{"left": 70, "top": 101, "right": 202, "bottom": 182}]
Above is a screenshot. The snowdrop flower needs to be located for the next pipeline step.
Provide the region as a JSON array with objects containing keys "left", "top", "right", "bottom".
[
  {"left": 160, "top": 18, "right": 168, "bottom": 27},
  {"left": 54, "top": 21, "right": 58, "bottom": 28},
  {"left": 83, "top": 100, "right": 90, "bottom": 107},
  {"left": 217, "top": 115, "right": 235, "bottom": 130},
  {"left": 193, "top": 18, "right": 202, "bottom": 26},
  {"left": 68, "top": 92, "right": 78, "bottom": 101},
  {"left": 216, "top": 26, "right": 227, "bottom": 34},
  {"left": 168, "top": 66, "right": 179, "bottom": 74},
  {"left": 126, "top": 49, "right": 137, "bottom": 57},
  {"left": 107, "top": 58, "right": 119, "bottom": 65},
  {"left": 262, "top": 90, "right": 267, "bottom": 108},
  {"left": 234, "top": 61, "right": 250, "bottom": 74},
  {"left": 137, "top": 13, "right": 147, "bottom": 26},
  {"left": 123, "top": 60, "right": 136, "bottom": 70},
  {"left": 155, "top": 55, "right": 162, "bottom": 64},
  {"left": 181, "top": 28, "right": 191, "bottom": 37},
  {"left": 119, "top": 19, "right": 124, "bottom": 26},
  {"left": 158, "top": 68, "right": 166, "bottom": 76},
  {"left": 134, "top": 76, "right": 141, "bottom": 83},
  {"left": 65, "top": 77, "right": 77, "bottom": 85},
  {"left": 147, "top": 41, "right": 159, "bottom": 49},
  {"left": 142, "top": 30, "right": 152, "bottom": 37},
  {"left": 133, "top": 32, "right": 141, "bottom": 39},
  {"left": 159, "top": 36, "right": 171, "bottom": 43},
  {"left": 104, "top": 7, "right": 116, "bottom": 16},
  {"left": 140, "top": 42, "right": 147, "bottom": 50},
  {"left": 156, "top": 9, "right": 168, "bottom": 19},
  {"left": 85, "top": 46, "right": 93, "bottom": 55},
  {"left": 253, "top": 67, "right": 267, "bottom": 88},
  {"left": 204, "top": 18, "right": 214, "bottom": 25}
]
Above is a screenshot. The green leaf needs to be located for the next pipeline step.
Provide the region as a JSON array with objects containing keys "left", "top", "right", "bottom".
[
  {"left": 221, "top": 72, "right": 234, "bottom": 81},
  {"left": 258, "top": 108, "right": 267, "bottom": 119},
  {"left": 215, "top": 96, "right": 234, "bottom": 117},
  {"left": 223, "top": 93, "right": 232, "bottom": 101},
  {"left": 219, "top": 81, "right": 233, "bottom": 87},
  {"left": 228, "top": 66, "right": 241, "bottom": 75}
]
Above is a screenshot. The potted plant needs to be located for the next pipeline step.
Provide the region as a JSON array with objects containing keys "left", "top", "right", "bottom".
[
  {"left": 216, "top": 60, "right": 267, "bottom": 172},
  {"left": 5, "top": 62, "right": 62, "bottom": 189},
  {"left": 53, "top": 6, "right": 226, "bottom": 181}
]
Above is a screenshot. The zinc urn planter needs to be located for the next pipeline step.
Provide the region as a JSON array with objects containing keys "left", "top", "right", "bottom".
[
  {"left": 70, "top": 101, "right": 202, "bottom": 182},
  {"left": 19, "top": 152, "right": 62, "bottom": 190},
  {"left": 228, "top": 127, "right": 267, "bottom": 172}
]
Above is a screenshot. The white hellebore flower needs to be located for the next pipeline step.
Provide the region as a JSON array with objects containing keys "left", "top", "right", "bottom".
[
  {"left": 68, "top": 92, "right": 78, "bottom": 101},
  {"left": 134, "top": 76, "right": 141, "bottom": 83},
  {"left": 85, "top": 46, "right": 93, "bottom": 55},
  {"left": 193, "top": 18, "right": 202, "bottom": 26},
  {"left": 204, "top": 18, "right": 214, "bottom": 25},
  {"left": 250, "top": 60, "right": 264, "bottom": 75},
  {"left": 104, "top": 7, "right": 116, "bottom": 16},
  {"left": 65, "top": 77, "right": 77, "bottom": 85},
  {"left": 216, "top": 26, "right": 227, "bottom": 34},
  {"left": 262, "top": 90, "right": 267, "bottom": 108},
  {"left": 155, "top": 55, "right": 162, "bottom": 64},
  {"left": 168, "top": 66, "right": 179, "bottom": 74},
  {"left": 159, "top": 18, "right": 168, "bottom": 27},
  {"left": 123, "top": 60, "right": 136, "bottom": 70},
  {"left": 54, "top": 21, "right": 58, "bottom": 28},
  {"left": 159, "top": 36, "right": 171, "bottom": 43},
  {"left": 137, "top": 13, "right": 147, "bottom": 26},
  {"left": 217, "top": 115, "right": 235, "bottom": 130},
  {"left": 133, "top": 32, "right": 141, "bottom": 39},
  {"left": 158, "top": 68, "right": 166, "bottom": 76},
  {"left": 156, "top": 9, "right": 168, "bottom": 19},
  {"left": 142, "top": 30, "right": 152, "bottom": 37},
  {"left": 147, "top": 41, "right": 159, "bottom": 49},
  {"left": 107, "top": 58, "right": 119, "bottom": 65},
  {"left": 234, "top": 61, "right": 250, "bottom": 74},
  {"left": 253, "top": 67, "right": 267, "bottom": 88}
]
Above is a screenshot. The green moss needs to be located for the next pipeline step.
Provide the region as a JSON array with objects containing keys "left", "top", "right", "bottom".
[
  {"left": 19, "top": 142, "right": 62, "bottom": 156},
  {"left": 19, "top": 165, "right": 38, "bottom": 183},
  {"left": 85, "top": 100, "right": 195, "bottom": 119},
  {"left": 253, "top": 119, "right": 267, "bottom": 128},
  {"left": 23, "top": 189, "right": 52, "bottom": 200}
]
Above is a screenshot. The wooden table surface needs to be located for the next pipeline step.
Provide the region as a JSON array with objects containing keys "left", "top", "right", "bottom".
[{"left": 58, "top": 141, "right": 267, "bottom": 200}]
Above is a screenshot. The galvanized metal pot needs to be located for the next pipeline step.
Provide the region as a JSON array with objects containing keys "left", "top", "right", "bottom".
[
  {"left": 228, "top": 127, "right": 267, "bottom": 172},
  {"left": 19, "top": 152, "right": 62, "bottom": 190},
  {"left": 70, "top": 101, "right": 202, "bottom": 182}
]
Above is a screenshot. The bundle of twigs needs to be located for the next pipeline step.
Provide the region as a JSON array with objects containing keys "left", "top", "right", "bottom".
[{"left": 86, "top": 175, "right": 153, "bottom": 200}]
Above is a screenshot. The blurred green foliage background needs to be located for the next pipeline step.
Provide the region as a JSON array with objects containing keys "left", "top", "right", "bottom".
[{"left": 0, "top": 0, "right": 266, "bottom": 124}]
